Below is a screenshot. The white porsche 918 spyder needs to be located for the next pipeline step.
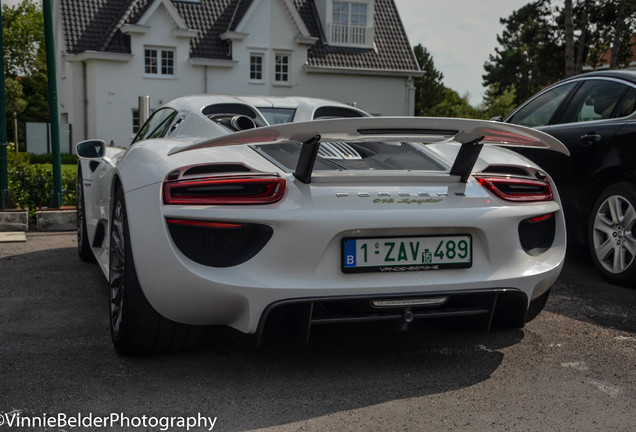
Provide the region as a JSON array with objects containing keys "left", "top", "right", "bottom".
[{"left": 76, "top": 95, "right": 569, "bottom": 354}]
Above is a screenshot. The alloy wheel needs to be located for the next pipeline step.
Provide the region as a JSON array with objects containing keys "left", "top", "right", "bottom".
[
  {"left": 76, "top": 176, "right": 85, "bottom": 248},
  {"left": 109, "top": 199, "right": 126, "bottom": 336},
  {"left": 592, "top": 194, "right": 636, "bottom": 275}
]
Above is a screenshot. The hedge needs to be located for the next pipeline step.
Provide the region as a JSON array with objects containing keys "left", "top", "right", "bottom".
[
  {"left": 29, "top": 153, "right": 79, "bottom": 165},
  {"left": 7, "top": 151, "right": 77, "bottom": 222}
]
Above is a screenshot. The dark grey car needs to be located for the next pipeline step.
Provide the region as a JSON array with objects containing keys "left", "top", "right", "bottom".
[{"left": 504, "top": 69, "right": 636, "bottom": 286}]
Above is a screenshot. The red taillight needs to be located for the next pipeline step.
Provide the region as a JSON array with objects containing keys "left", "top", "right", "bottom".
[
  {"left": 163, "top": 177, "right": 285, "bottom": 205},
  {"left": 166, "top": 219, "right": 243, "bottom": 228},
  {"left": 481, "top": 128, "right": 539, "bottom": 146},
  {"left": 475, "top": 176, "right": 553, "bottom": 202},
  {"left": 527, "top": 213, "right": 554, "bottom": 223}
]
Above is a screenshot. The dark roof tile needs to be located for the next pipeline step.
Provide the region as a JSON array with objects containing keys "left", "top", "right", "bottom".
[
  {"left": 294, "top": 0, "right": 419, "bottom": 71},
  {"left": 60, "top": 0, "right": 419, "bottom": 71}
]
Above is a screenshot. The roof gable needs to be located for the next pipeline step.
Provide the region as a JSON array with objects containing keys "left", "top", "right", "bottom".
[
  {"left": 233, "top": 0, "right": 311, "bottom": 39},
  {"left": 136, "top": 0, "right": 188, "bottom": 28},
  {"left": 59, "top": 0, "right": 419, "bottom": 72}
]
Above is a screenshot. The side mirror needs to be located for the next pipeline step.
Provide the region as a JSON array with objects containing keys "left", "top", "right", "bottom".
[
  {"left": 489, "top": 116, "right": 504, "bottom": 122},
  {"left": 76, "top": 139, "right": 105, "bottom": 159}
]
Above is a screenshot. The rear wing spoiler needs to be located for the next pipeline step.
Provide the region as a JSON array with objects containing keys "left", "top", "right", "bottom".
[{"left": 168, "top": 117, "right": 569, "bottom": 184}]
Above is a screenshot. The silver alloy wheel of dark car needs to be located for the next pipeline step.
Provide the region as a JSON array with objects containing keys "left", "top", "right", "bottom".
[
  {"left": 590, "top": 183, "right": 636, "bottom": 286},
  {"left": 109, "top": 196, "right": 126, "bottom": 337}
]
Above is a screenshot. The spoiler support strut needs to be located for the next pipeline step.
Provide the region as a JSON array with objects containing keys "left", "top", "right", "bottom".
[
  {"left": 294, "top": 135, "right": 321, "bottom": 184},
  {"left": 450, "top": 137, "right": 484, "bottom": 183}
]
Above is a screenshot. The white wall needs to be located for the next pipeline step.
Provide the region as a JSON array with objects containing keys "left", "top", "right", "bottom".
[
  {"left": 56, "top": 4, "right": 85, "bottom": 151},
  {"left": 211, "top": 0, "right": 410, "bottom": 116},
  {"left": 57, "top": 0, "right": 415, "bottom": 147},
  {"left": 69, "top": 4, "right": 207, "bottom": 147},
  {"left": 276, "top": 73, "right": 409, "bottom": 116},
  {"left": 97, "top": 4, "right": 205, "bottom": 146}
]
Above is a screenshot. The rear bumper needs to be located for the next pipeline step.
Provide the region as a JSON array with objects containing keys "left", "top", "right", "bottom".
[
  {"left": 124, "top": 181, "right": 565, "bottom": 334},
  {"left": 254, "top": 288, "right": 529, "bottom": 345}
]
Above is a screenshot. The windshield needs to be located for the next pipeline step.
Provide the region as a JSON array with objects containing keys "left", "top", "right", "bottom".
[{"left": 258, "top": 107, "right": 297, "bottom": 125}]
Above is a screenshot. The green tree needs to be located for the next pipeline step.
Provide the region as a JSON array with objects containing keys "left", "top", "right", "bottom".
[
  {"left": 2, "top": 0, "right": 44, "bottom": 78},
  {"left": 484, "top": 0, "right": 636, "bottom": 107},
  {"left": 413, "top": 44, "right": 446, "bottom": 116},
  {"left": 427, "top": 89, "right": 481, "bottom": 119},
  {"left": 482, "top": 0, "right": 562, "bottom": 106},
  {"left": 585, "top": 0, "right": 636, "bottom": 69},
  {"left": 4, "top": 78, "right": 28, "bottom": 118},
  {"left": 2, "top": 0, "right": 48, "bottom": 143},
  {"left": 481, "top": 84, "right": 517, "bottom": 120},
  {"left": 18, "top": 48, "right": 49, "bottom": 124}
]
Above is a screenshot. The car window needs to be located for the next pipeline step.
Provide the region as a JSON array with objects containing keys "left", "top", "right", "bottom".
[
  {"left": 560, "top": 80, "right": 628, "bottom": 123},
  {"left": 133, "top": 108, "right": 178, "bottom": 143},
  {"left": 614, "top": 87, "right": 636, "bottom": 118},
  {"left": 258, "top": 107, "right": 297, "bottom": 125},
  {"left": 508, "top": 82, "right": 576, "bottom": 127}
]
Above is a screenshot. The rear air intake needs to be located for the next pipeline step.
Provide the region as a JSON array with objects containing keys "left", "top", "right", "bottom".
[
  {"left": 518, "top": 213, "right": 556, "bottom": 256},
  {"left": 167, "top": 219, "right": 273, "bottom": 267}
]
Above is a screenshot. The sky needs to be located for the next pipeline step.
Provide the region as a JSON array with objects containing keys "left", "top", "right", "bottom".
[
  {"left": 394, "top": 0, "right": 533, "bottom": 105},
  {"left": 2, "top": 0, "right": 533, "bottom": 105}
]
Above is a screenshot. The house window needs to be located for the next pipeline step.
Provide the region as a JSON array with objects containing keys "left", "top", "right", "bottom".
[
  {"left": 330, "top": 1, "right": 373, "bottom": 47},
  {"left": 145, "top": 47, "right": 175, "bottom": 77},
  {"left": 334, "top": 1, "right": 367, "bottom": 26},
  {"left": 161, "top": 50, "right": 174, "bottom": 75},
  {"left": 274, "top": 54, "right": 290, "bottom": 83},
  {"left": 132, "top": 109, "right": 139, "bottom": 133},
  {"left": 250, "top": 54, "right": 264, "bottom": 81}
]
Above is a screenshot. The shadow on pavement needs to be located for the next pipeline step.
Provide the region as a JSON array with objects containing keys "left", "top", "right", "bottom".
[
  {"left": 546, "top": 243, "right": 636, "bottom": 333},
  {"left": 1, "top": 245, "right": 524, "bottom": 432}
]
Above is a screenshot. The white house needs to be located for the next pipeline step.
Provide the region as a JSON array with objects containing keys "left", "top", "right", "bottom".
[{"left": 55, "top": 0, "right": 422, "bottom": 147}]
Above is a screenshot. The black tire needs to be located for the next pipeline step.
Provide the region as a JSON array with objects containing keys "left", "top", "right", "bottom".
[
  {"left": 109, "top": 187, "right": 203, "bottom": 354},
  {"left": 77, "top": 166, "right": 95, "bottom": 262},
  {"left": 588, "top": 182, "right": 636, "bottom": 287}
]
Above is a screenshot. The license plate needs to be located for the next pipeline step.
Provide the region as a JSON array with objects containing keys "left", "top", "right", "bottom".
[{"left": 342, "top": 234, "right": 472, "bottom": 273}]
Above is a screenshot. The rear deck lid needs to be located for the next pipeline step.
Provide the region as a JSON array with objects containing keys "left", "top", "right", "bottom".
[{"left": 168, "top": 117, "right": 569, "bottom": 184}]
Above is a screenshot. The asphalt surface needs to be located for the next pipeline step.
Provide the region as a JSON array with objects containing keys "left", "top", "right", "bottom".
[{"left": 1, "top": 232, "right": 635, "bottom": 431}]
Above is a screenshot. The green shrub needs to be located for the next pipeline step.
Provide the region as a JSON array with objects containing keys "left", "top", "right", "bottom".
[
  {"left": 28, "top": 153, "right": 78, "bottom": 165},
  {"left": 7, "top": 146, "right": 30, "bottom": 165},
  {"left": 8, "top": 160, "right": 77, "bottom": 222}
]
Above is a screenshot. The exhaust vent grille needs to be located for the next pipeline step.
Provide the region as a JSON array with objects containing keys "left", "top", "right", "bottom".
[{"left": 318, "top": 142, "right": 362, "bottom": 160}]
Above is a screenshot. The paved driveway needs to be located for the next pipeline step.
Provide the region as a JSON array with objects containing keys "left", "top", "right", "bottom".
[{"left": 1, "top": 233, "right": 634, "bottom": 431}]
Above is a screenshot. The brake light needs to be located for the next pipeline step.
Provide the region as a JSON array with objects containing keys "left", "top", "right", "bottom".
[
  {"left": 527, "top": 213, "right": 553, "bottom": 223},
  {"left": 481, "top": 128, "right": 539, "bottom": 146},
  {"left": 475, "top": 176, "right": 553, "bottom": 202},
  {"left": 163, "top": 176, "right": 285, "bottom": 205},
  {"left": 166, "top": 219, "right": 243, "bottom": 228}
]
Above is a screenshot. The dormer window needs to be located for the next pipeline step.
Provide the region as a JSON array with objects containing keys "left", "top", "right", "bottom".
[{"left": 328, "top": 1, "right": 374, "bottom": 48}]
